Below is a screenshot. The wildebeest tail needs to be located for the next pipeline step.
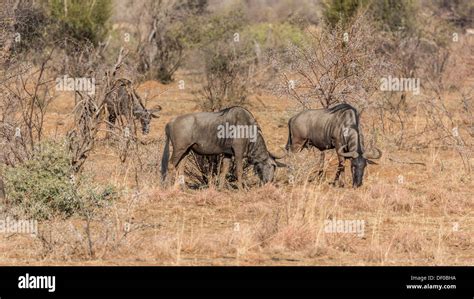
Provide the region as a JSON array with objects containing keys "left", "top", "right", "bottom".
[
  {"left": 160, "top": 123, "right": 171, "bottom": 181},
  {"left": 285, "top": 119, "right": 292, "bottom": 151},
  {"left": 0, "top": 175, "right": 5, "bottom": 200}
]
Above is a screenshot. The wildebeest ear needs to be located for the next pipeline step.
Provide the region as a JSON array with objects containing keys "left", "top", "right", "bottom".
[{"left": 367, "top": 160, "right": 378, "bottom": 165}]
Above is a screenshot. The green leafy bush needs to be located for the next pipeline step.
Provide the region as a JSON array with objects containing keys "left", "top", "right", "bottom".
[
  {"left": 244, "top": 22, "right": 308, "bottom": 51},
  {"left": 49, "top": 0, "right": 112, "bottom": 45},
  {"left": 194, "top": 7, "right": 247, "bottom": 45},
  {"left": 324, "top": 0, "right": 363, "bottom": 28},
  {"left": 324, "top": 0, "right": 417, "bottom": 33},
  {"left": 369, "top": 0, "right": 417, "bottom": 34},
  {"left": 3, "top": 141, "right": 115, "bottom": 220}
]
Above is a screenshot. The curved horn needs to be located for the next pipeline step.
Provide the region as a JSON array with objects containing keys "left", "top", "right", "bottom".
[
  {"left": 363, "top": 148, "right": 382, "bottom": 160},
  {"left": 150, "top": 105, "right": 162, "bottom": 112},
  {"left": 337, "top": 146, "right": 359, "bottom": 158}
]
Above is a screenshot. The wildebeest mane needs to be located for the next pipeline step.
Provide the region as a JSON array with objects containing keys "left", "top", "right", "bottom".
[
  {"left": 327, "top": 103, "right": 360, "bottom": 128},
  {"left": 218, "top": 106, "right": 236, "bottom": 115},
  {"left": 218, "top": 106, "right": 254, "bottom": 117},
  {"left": 327, "top": 103, "right": 362, "bottom": 152},
  {"left": 218, "top": 106, "right": 261, "bottom": 131}
]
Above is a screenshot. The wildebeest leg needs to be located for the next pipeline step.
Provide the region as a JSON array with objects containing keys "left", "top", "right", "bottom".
[
  {"left": 289, "top": 136, "right": 306, "bottom": 153},
  {"left": 218, "top": 157, "right": 231, "bottom": 190},
  {"left": 333, "top": 154, "right": 345, "bottom": 187},
  {"left": 174, "top": 162, "right": 186, "bottom": 188},
  {"left": 307, "top": 147, "right": 319, "bottom": 182},
  {"left": 308, "top": 148, "right": 325, "bottom": 182},
  {"left": 171, "top": 148, "right": 190, "bottom": 188},
  {"left": 317, "top": 151, "right": 325, "bottom": 179},
  {"left": 233, "top": 150, "right": 244, "bottom": 190}
]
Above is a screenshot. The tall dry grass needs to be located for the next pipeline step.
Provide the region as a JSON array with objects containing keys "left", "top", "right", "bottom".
[{"left": 1, "top": 143, "right": 472, "bottom": 265}]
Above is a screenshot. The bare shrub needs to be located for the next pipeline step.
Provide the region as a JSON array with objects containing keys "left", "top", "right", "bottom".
[
  {"left": 35, "top": 190, "right": 139, "bottom": 261},
  {"left": 0, "top": 49, "right": 56, "bottom": 166},
  {"left": 193, "top": 6, "right": 272, "bottom": 111},
  {"left": 199, "top": 39, "right": 258, "bottom": 111},
  {"left": 419, "top": 88, "right": 472, "bottom": 173},
  {"left": 135, "top": 0, "right": 207, "bottom": 83},
  {"left": 273, "top": 13, "right": 387, "bottom": 109},
  {"left": 374, "top": 13, "right": 473, "bottom": 172}
]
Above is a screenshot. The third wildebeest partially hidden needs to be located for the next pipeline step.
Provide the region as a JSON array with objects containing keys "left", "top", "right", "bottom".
[
  {"left": 286, "top": 103, "right": 382, "bottom": 187},
  {"left": 161, "top": 106, "right": 286, "bottom": 189},
  {"left": 105, "top": 79, "right": 161, "bottom": 135}
]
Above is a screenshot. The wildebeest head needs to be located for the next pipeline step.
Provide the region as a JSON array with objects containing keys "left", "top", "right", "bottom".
[
  {"left": 253, "top": 152, "right": 287, "bottom": 184},
  {"left": 133, "top": 107, "right": 161, "bottom": 135},
  {"left": 338, "top": 147, "right": 382, "bottom": 187}
]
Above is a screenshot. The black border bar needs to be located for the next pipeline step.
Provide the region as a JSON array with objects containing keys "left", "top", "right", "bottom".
[{"left": 0, "top": 266, "right": 472, "bottom": 298}]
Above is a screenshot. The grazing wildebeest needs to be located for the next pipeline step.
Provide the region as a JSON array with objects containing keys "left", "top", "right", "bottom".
[
  {"left": 161, "top": 106, "right": 286, "bottom": 189},
  {"left": 105, "top": 79, "right": 161, "bottom": 135},
  {"left": 286, "top": 103, "right": 382, "bottom": 187}
]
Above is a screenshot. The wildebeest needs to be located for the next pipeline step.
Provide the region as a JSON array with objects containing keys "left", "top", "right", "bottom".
[
  {"left": 161, "top": 106, "right": 286, "bottom": 189},
  {"left": 105, "top": 79, "right": 161, "bottom": 135},
  {"left": 286, "top": 103, "right": 382, "bottom": 187}
]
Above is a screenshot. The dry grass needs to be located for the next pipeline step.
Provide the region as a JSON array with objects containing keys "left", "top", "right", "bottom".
[{"left": 1, "top": 165, "right": 472, "bottom": 265}]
